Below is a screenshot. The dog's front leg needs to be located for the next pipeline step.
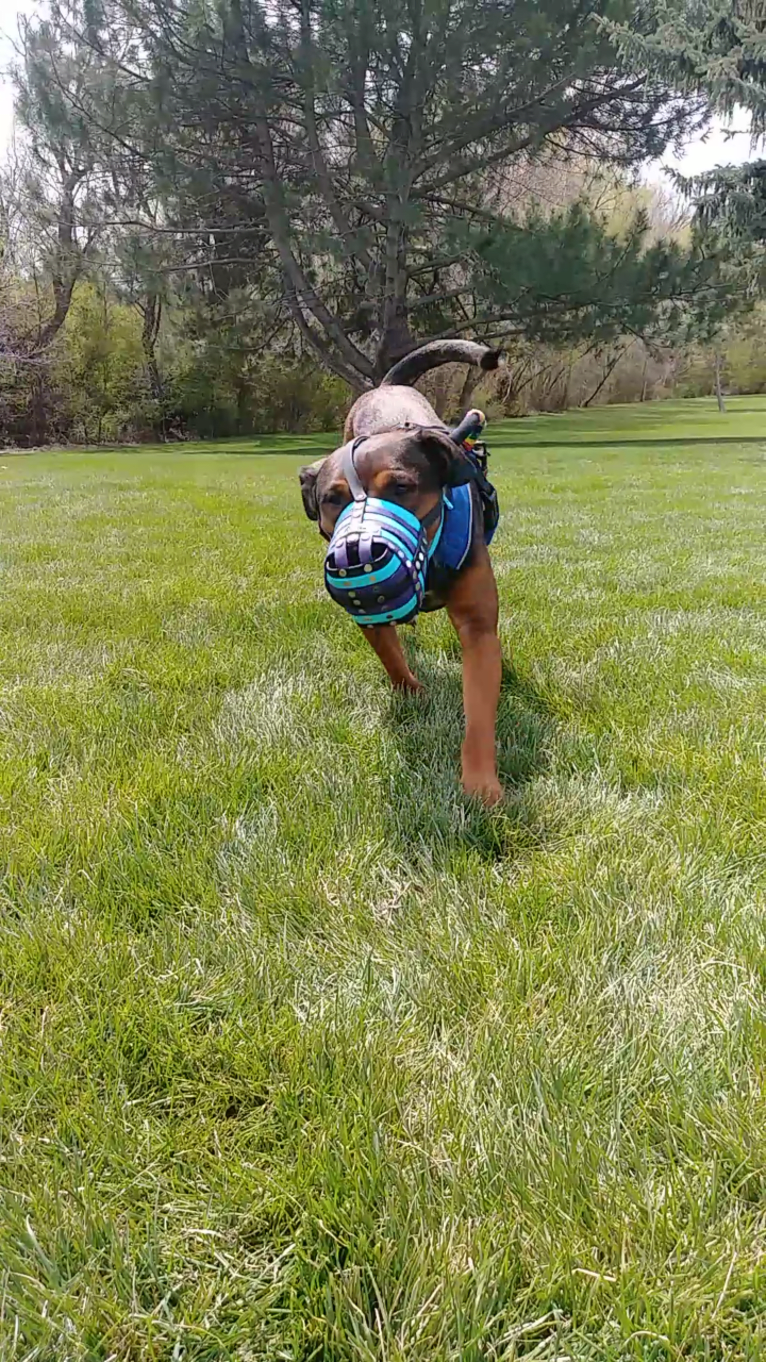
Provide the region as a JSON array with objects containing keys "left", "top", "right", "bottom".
[
  {"left": 447, "top": 549, "right": 503, "bottom": 805},
  {"left": 362, "top": 624, "right": 423, "bottom": 693}
]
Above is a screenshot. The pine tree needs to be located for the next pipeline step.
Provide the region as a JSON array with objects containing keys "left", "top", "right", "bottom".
[
  {"left": 9, "top": 17, "right": 105, "bottom": 353},
  {"left": 604, "top": 1, "right": 766, "bottom": 243},
  {"left": 16, "top": 0, "right": 748, "bottom": 388}
]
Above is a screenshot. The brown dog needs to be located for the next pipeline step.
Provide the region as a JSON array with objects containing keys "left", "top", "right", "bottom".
[{"left": 299, "top": 341, "right": 503, "bottom": 805}]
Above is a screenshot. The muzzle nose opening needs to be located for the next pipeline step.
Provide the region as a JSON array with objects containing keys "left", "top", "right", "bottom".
[{"left": 327, "top": 534, "right": 389, "bottom": 574}]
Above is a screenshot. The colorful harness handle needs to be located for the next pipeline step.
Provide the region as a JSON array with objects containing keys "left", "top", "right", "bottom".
[{"left": 449, "top": 408, "right": 487, "bottom": 454}]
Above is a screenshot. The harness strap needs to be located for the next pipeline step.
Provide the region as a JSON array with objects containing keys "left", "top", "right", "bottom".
[
  {"left": 340, "top": 439, "right": 367, "bottom": 502},
  {"left": 339, "top": 436, "right": 444, "bottom": 537},
  {"left": 420, "top": 500, "right": 444, "bottom": 532}
]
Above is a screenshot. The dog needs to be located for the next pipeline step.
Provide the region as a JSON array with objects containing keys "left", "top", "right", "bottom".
[{"left": 299, "top": 340, "right": 503, "bottom": 806}]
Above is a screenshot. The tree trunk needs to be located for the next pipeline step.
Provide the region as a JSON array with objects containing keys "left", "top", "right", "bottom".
[
  {"left": 714, "top": 351, "right": 726, "bottom": 413},
  {"left": 34, "top": 167, "right": 86, "bottom": 354},
  {"left": 141, "top": 294, "right": 166, "bottom": 439},
  {"left": 376, "top": 313, "right": 415, "bottom": 383},
  {"left": 449, "top": 363, "right": 481, "bottom": 420},
  {"left": 582, "top": 346, "right": 625, "bottom": 408}
]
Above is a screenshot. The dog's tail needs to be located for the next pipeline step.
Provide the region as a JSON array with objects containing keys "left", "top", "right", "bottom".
[{"left": 380, "top": 340, "right": 502, "bottom": 388}]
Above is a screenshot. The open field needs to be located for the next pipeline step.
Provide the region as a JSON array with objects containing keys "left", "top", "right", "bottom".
[{"left": 1, "top": 397, "right": 766, "bottom": 1359}]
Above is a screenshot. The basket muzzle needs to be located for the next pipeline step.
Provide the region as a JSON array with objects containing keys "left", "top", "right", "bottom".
[{"left": 323, "top": 439, "right": 443, "bottom": 627}]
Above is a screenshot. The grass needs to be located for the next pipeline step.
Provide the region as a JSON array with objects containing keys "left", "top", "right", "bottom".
[{"left": 0, "top": 395, "right": 765, "bottom": 1360}]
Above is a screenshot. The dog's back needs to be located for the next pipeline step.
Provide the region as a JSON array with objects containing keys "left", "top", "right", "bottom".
[{"left": 345, "top": 341, "right": 501, "bottom": 440}]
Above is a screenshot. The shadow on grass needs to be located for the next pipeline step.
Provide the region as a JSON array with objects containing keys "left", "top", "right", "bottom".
[
  {"left": 173, "top": 436, "right": 340, "bottom": 458},
  {"left": 495, "top": 436, "right": 766, "bottom": 451},
  {"left": 381, "top": 652, "right": 557, "bottom": 865},
  {"left": 712, "top": 405, "right": 766, "bottom": 414}
]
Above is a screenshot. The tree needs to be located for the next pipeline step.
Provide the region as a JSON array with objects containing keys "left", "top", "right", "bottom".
[
  {"left": 0, "top": 152, "right": 75, "bottom": 445},
  {"left": 25, "top": 0, "right": 736, "bottom": 392},
  {"left": 604, "top": 1, "right": 766, "bottom": 243},
  {"left": 56, "top": 280, "right": 146, "bottom": 442},
  {"left": 7, "top": 17, "right": 106, "bottom": 356}
]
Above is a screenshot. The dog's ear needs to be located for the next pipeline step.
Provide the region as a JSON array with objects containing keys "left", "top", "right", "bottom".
[
  {"left": 298, "top": 459, "right": 324, "bottom": 521},
  {"left": 415, "top": 430, "right": 473, "bottom": 488}
]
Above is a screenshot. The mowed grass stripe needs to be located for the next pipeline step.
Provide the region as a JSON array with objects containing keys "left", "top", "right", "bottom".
[{"left": 0, "top": 397, "right": 765, "bottom": 1359}]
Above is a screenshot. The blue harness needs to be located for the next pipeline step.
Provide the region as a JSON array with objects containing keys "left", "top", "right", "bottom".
[
  {"left": 434, "top": 484, "right": 477, "bottom": 572},
  {"left": 421, "top": 477, "right": 497, "bottom": 612}
]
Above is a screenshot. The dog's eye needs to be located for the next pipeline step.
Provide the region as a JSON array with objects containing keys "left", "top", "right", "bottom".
[
  {"left": 390, "top": 479, "right": 415, "bottom": 497},
  {"left": 324, "top": 488, "right": 348, "bottom": 505}
]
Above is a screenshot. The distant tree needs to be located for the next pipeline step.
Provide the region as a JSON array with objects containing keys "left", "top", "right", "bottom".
[
  {"left": 7, "top": 19, "right": 105, "bottom": 355},
  {"left": 55, "top": 280, "right": 145, "bottom": 441},
  {"left": 20, "top": 0, "right": 743, "bottom": 392},
  {"left": 605, "top": 1, "right": 766, "bottom": 244}
]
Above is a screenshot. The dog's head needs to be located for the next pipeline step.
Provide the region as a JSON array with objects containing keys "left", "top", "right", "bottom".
[{"left": 298, "top": 426, "right": 472, "bottom": 542}]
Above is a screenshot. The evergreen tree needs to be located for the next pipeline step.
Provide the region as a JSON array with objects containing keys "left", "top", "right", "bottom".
[
  {"left": 10, "top": 17, "right": 105, "bottom": 353},
  {"left": 15, "top": 0, "right": 747, "bottom": 388},
  {"left": 605, "top": 1, "right": 766, "bottom": 243}
]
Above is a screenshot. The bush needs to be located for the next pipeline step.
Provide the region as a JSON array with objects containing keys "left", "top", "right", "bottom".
[
  {"left": 56, "top": 284, "right": 148, "bottom": 443},
  {"left": 5, "top": 278, "right": 766, "bottom": 448},
  {"left": 169, "top": 352, "right": 349, "bottom": 438}
]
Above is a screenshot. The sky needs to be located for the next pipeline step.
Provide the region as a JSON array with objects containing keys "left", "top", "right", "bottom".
[
  {"left": 0, "top": 0, "right": 40, "bottom": 155},
  {"left": 647, "top": 121, "right": 755, "bottom": 182},
  {"left": 0, "top": 0, "right": 759, "bottom": 178}
]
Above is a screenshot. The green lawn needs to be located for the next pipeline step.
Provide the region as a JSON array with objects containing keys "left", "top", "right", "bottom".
[{"left": 1, "top": 396, "right": 765, "bottom": 1360}]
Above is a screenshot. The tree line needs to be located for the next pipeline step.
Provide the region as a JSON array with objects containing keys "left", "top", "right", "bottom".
[{"left": 0, "top": 0, "right": 764, "bottom": 445}]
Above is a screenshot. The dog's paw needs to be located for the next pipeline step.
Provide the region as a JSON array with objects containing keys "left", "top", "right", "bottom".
[
  {"left": 462, "top": 772, "right": 504, "bottom": 807},
  {"left": 393, "top": 674, "right": 425, "bottom": 696}
]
